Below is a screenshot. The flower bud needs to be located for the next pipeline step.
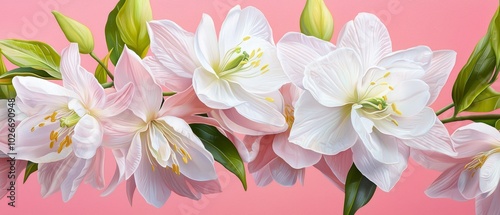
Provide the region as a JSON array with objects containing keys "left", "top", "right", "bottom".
[
  {"left": 300, "top": 0, "right": 334, "bottom": 41},
  {"left": 116, "top": 0, "right": 152, "bottom": 58},
  {"left": 52, "top": 11, "right": 94, "bottom": 54}
]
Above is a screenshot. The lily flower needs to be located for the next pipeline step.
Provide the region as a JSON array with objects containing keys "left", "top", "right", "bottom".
[
  {"left": 106, "top": 47, "right": 219, "bottom": 208},
  {"left": 12, "top": 43, "right": 134, "bottom": 201},
  {"left": 277, "top": 13, "right": 457, "bottom": 191}
]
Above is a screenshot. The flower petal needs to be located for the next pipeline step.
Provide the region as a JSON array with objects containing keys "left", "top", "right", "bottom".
[
  {"left": 125, "top": 132, "right": 143, "bottom": 179},
  {"left": 251, "top": 166, "right": 273, "bottom": 187},
  {"left": 72, "top": 115, "right": 103, "bottom": 159},
  {"left": 194, "top": 14, "right": 219, "bottom": 74},
  {"left": 212, "top": 107, "right": 286, "bottom": 136},
  {"left": 402, "top": 119, "right": 455, "bottom": 156},
  {"left": 233, "top": 89, "right": 287, "bottom": 129},
  {"left": 477, "top": 185, "right": 500, "bottom": 215},
  {"left": 425, "top": 164, "right": 469, "bottom": 201},
  {"left": 277, "top": 32, "right": 336, "bottom": 88},
  {"left": 99, "top": 82, "right": 134, "bottom": 118},
  {"left": 303, "top": 48, "right": 363, "bottom": 107},
  {"left": 60, "top": 156, "right": 93, "bottom": 202},
  {"left": 324, "top": 150, "right": 353, "bottom": 184},
  {"left": 458, "top": 169, "right": 482, "bottom": 199},
  {"left": 269, "top": 158, "right": 304, "bottom": 187},
  {"left": 248, "top": 135, "right": 275, "bottom": 173},
  {"left": 352, "top": 141, "right": 409, "bottom": 192},
  {"left": 134, "top": 148, "right": 171, "bottom": 208},
  {"left": 290, "top": 92, "right": 357, "bottom": 155},
  {"left": 272, "top": 131, "right": 321, "bottom": 169},
  {"left": 423, "top": 50, "right": 457, "bottom": 105},
  {"left": 144, "top": 56, "right": 193, "bottom": 92},
  {"left": 480, "top": 153, "right": 500, "bottom": 194},
  {"left": 192, "top": 67, "right": 244, "bottom": 109},
  {"left": 159, "top": 87, "right": 211, "bottom": 118},
  {"left": 386, "top": 79, "right": 430, "bottom": 117},
  {"left": 115, "top": 47, "right": 162, "bottom": 122},
  {"left": 314, "top": 156, "right": 345, "bottom": 191},
  {"left": 374, "top": 107, "right": 436, "bottom": 139},
  {"left": 452, "top": 123, "right": 500, "bottom": 158},
  {"left": 338, "top": 13, "right": 392, "bottom": 70},
  {"left": 61, "top": 43, "right": 105, "bottom": 108}
]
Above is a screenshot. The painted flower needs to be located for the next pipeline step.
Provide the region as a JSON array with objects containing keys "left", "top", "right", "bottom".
[
  {"left": 247, "top": 84, "right": 321, "bottom": 186},
  {"left": 192, "top": 5, "right": 289, "bottom": 134},
  {"left": 11, "top": 43, "right": 134, "bottom": 201},
  {"left": 106, "top": 47, "right": 219, "bottom": 208},
  {"left": 277, "top": 13, "right": 457, "bottom": 191},
  {"left": 426, "top": 123, "right": 500, "bottom": 215}
]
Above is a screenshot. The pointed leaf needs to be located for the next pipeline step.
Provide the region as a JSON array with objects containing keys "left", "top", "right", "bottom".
[
  {"left": 105, "top": 0, "right": 126, "bottom": 65},
  {"left": 94, "top": 50, "right": 112, "bottom": 84},
  {"left": 0, "top": 53, "right": 15, "bottom": 98},
  {"left": 190, "top": 124, "right": 247, "bottom": 190},
  {"left": 465, "top": 87, "right": 500, "bottom": 112},
  {"left": 23, "top": 161, "right": 38, "bottom": 183},
  {"left": 344, "top": 164, "right": 377, "bottom": 215},
  {"left": 488, "top": 6, "right": 500, "bottom": 68},
  {"left": 0, "top": 67, "right": 57, "bottom": 85},
  {"left": 0, "top": 39, "right": 61, "bottom": 79}
]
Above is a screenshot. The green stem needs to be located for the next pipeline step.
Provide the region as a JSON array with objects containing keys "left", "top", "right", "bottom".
[
  {"left": 436, "top": 103, "right": 454, "bottom": 116},
  {"left": 101, "top": 82, "right": 114, "bottom": 89},
  {"left": 90, "top": 52, "right": 114, "bottom": 80},
  {"left": 163, "top": 92, "right": 177, "bottom": 96},
  {"left": 441, "top": 114, "right": 500, "bottom": 124}
]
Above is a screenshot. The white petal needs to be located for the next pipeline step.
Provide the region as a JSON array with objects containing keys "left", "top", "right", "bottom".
[
  {"left": 15, "top": 114, "right": 71, "bottom": 163},
  {"left": 269, "top": 158, "right": 302, "bottom": 186},
  {"left": 251, "top": 166, "right": 273, "bottom": 187},
  {"left": 248, "top": 136, "right": 275, "bottom": 173},
  {"left": 386, "top": 79, "right": 430, "bottom": 117},
  {"left": 219, "top": 6, "right": 273, "bottom": 53},
  {"left": 480, "top": 153, "right": 500, "bottom": 194},
  {"left": 115, "top": 47, "right": 162, "bottom": 122},
  {"left": 374, "top": 107, "right": 436, "bottom": 139},
  {"left": 303, "top": 48, "right": 363, "bottom": 107},
  {"left": 352, "top": 141, "right": 409, "bottom": 192},
  {"left": 159, "top": 87, "right": 211, "bottom": 118},
  {"left": 402, "top": 119, "right": 456, "bottom": 156},
  {"left": 458, "top": 169, "right": 482, "bottom": 199},
  {"left": 192, "top": 67, "right": 244, "bottom": 109},
  {"left": 212, "top": 106, "right": 286, "bottom": 136},
  {"left": 477, "top": 185, "right": 500, "bottom": 215},
  {"left": 126, "top": 176, "right": 136, "bottom": 205},
  {"left": 147, "top": 125, "right": 171, "bottom": 167},
  {"left": 102, "top": 110, "right": 145, "bottom": 148},
  {"left": 61, "top": 43, "right": 105, "bottom": 108},
  {"left": 410, "top": 148, "right": 459, "bottom": 171},
  {"left": 100, "top": 82, "right": 134, "bottom": 118},
  {"left": 378, "top": 46, "right": 433, "bottom": 69},
  {"left": 277, "top": 32, "right": 336, "bottom": 88},
  {"left": 425, "top": 164, "right": 469, "bottom": 201},
  {"left": 233, "top": 90, "right": 287, "bottom": 129},
  {"left": 273, "top": 131, "right": 321, "bottom": 169},
  {"left": 194, "top": 14, "right": 219, "bottom": 74},
  {"left": 134, "top": 149, "right": 171, "bottom": 208},
  {"left": 125, "top": 132, "right": 143, "bottom": 179},
  {"left": 338, "top": 13, "right": 392, "bottom": 70},
  {"left": 452, "top": 123, "right": 500, "bottom": 158},
  {"left": 147, "top": 20, "right": 198, "bottom": 78},
  {"left": 60, "top": 156, "right": 93, "bottom": 202},
  {"left": 12, "top": 77, "right": 73, "bottom": 115},
  {"left": 314, "top": 156, "right": 346, "bottom": 191},
  {"left": 351, "top": 109, "right": 399, "bottom": 164},
  {"left": 38, "top": 154, "right": 79, "bottom": 198},
  {"left": 423, "top": 50, "right": 457, "bottom": 105},
  {"left": 163, "top": 170, "right": 200, "bottom": 200},
  {"left": 289, "top": 92, "right": 357, "bottom": 155},
  {"left": 72, "top": 115, "right": 103, "bottom": 159},
  {"left": 144, "top": 56, "right": 192, "bottom": 92},
  {"left": 324, "top": 150, "right": 353, "bottom": 184}
]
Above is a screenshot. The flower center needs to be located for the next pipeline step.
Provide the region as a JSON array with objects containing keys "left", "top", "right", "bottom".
[
  {"left": 464, "top": 147, "right": 500, "bottom": 176},
  {"left": 355, "top": 72, "right": 402, "bottom": 126},
  {"left": 216, "top": 36, "right": 269, "bottom": 79},
  {"left": 31, "top": 110, "right": 77, "bottom": 154},
  {"left": 148, "top": 121, "right": 194, "bottom": 175},
  {"left": 284, "top": 104, "right": 295, "bottom": 129}
]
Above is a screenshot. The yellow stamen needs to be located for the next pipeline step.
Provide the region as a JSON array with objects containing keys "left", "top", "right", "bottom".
[
  {"left": 265, "top": 97, "right": 275, "bottom": 102},
  {"left": 250, "top": 50, "right": 255, "bottom": 58},
  {"left": 172, "top": 164, "right": 180, "bottom": 175},
  {"left": 384, "top": 72, "right": 391, "bottom": 78},
  {"left": 378, "top": 104, "right": 383, "bottom": 110},
  {"left": 391, "top": 103, "right": 402, "bottom": 115},
  {"left": 65, "top": 136, "right": 72, "bottom": 147},
  {"left": 370, "top": 82, "right": 376, "bottom": 85},
  {"left": 49, "top": 141, "right": 55, "bottom": 149},
  {"left": 261, "top": 64, "right": 269, "bottom": 71},
  {"left": 243, "top": 36, "right": 251, "bottom": 41},
  {"left": 383, "top": 95, "right": 388, "bottom": 101},
  {"left": 39, "top": 123, "right": 45, "bottom": 127},
  {"left": 151, "top": 165, "right": 155, "bottom": 172},
  {"left": 389, "top": 86, "right": 394, "bottom": 91},
  {"left": 182, "top": 157, "right": 188, "bottom": 164},
  {"left": 391, "top": 119, "right": 399, "bottom": 126},
  {"left": 50, "top": 111, "right": 57, "bottom": 122},
  {"left": 31, "top": 127, "right": 35, "bottom": 132},
  {"left": 257, "top": 52, "right": 264, "bottom": 58}
]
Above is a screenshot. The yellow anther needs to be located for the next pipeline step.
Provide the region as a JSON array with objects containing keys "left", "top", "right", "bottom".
[
  {"left": 261, "top": 64, "right": 269, "bottom": 71},
  {"left": 50, "top": 141, "right": 55, "bottom": 149},
  {"left": 389, "top": 86, "right": 394, "bottom": 91},
  {"left": 50, "top": 112, "right": 57, "bottom": 122},
  {"left": 250, "top": 50, "right": 255, "bottom": 58},
  {"left": 370, "top": 82, "right": 376, "bottom": 85},
  {"left": 57, "top": 142, "right": 65, "bottom": 153},
  {"left": 31, "top": 127, "right": 35, "bottom": 132},
  {"left": 151, "top": 165, "right": 155, "bottom": 172},
  {"left": 378, "top": 104, "right": 383, "bottom": 110},
  {"left": 172, "top": 164, "right": 180, "bottom": 175},
  {"left": 384, "top": 72, "right": 391, "bottom": 78},
  {"left": 65, "top": 136, "right": 72, "bottom": 147},
  {"left": 265, "top": 97, "right": 275, "bottom": 102},
  {"left": 391, "top": 119, "right": 399, "bottom": 126},
  {"left": 182, "top": 156, "right": 188, "bottom": 164},
  {"left": 383, "top": 95, "right": 388, "bottom": 101},
  {"left": 243, "top": 36, "right": 251, "bottom": 41},
  {"left": 258, "top": 48, "right": 261, "bottom": 52},
  {"left": 257, "top": 52, "right": 264, "bottom": 58},
  {"left": 391, "top": 103, "right": 402, "bottom": 115},
  {"left": 254, "top": 60, "right": 261, "bottom": 67},
  {"left": 39, "top": 123, "right": 45, "bottom": 127}
]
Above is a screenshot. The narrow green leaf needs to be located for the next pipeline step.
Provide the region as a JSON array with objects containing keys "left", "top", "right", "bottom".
[
  {"left": 344, "top": 164, "right": 377, "bottom": 215},
  {"left": 23, "top": 161, "right": 38, "bottom": 183},
  {"left": 189, "top": 124, "right": 247, "bottom": 190},
  {"left": 105, "top": 0, "right": 126, "bottom": 65},
  {"left": 0, "top": 53, "right": 15, "bottom": 98},
  {"left": 94, "top": 50, "right": 112, "bottom": 84},
  {"left": 465, "top": 87, "right": 500, "bottom": 112},
  {"left": 0, "top": 39, "right": 61, "bottom": 79},
  {"left": 488, "top": 6, "right": 500, "bottom": 67},
  {"left": 0, "top": 67, "right": 57, "bottom": 85},
  {"left": 452, "top": 34, "right": 497, "bottom": 115}
]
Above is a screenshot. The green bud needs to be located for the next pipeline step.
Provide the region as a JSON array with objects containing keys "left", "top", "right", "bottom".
[
  {"left": 300, "top": 0, "right": 334, "bottom": 41},
  {"left": 52, "top": 11, "right": 95, "bottom": 54},
  {"left": 116, "top": 0, "right": 152, "bottom": 58}
]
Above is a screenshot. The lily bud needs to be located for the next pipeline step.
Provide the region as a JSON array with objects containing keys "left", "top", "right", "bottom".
[
  {"left": 116, "top": 0, "right": 152, "bottom": 58},
  {"left": 52, "top": 11, "right": 94, "bottom": 54},
  {"left": 300, "top": 0, "right": 334, "bottom": 41}
]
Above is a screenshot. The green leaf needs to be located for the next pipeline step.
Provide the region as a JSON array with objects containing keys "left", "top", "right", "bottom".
[
  {"left": 189, "top": 123, "right": 247, "bottom": 190},
  {"left": 488, "top": 6, "right": 500, "bottom": 68},
  {"left": 0, "top": 53, "right": 15, "bottom": 99},
  {"left": 0, "top": 67, "right": 57, "bottom": 85},
  {"left": 344, "top": 164, "right": 377, "bottom": 215},
  {"left": 465, "top": 87, "right": 500, "bottom": 112},
  {"left": 472, "top": 118, "right": 500, "bottom": 130},
  {"left": 23, "top": 161, "right": 38, "bottom": 183},
  {"left": 94, "top": 50, "right": 112, "bottom": 84},
  {"left": 452, "top": 34, "right": 497, "bottom": 115},
  {"left": 105, "top": 0, "right": 126, "bottom": 65},
  {"left": 0, "top": 39, "right": 61, "bottom": 79},
  {"left": 115, "top": 0, "right": 152, "bottom": 58}
]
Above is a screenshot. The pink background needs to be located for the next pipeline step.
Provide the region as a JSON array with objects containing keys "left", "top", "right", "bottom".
[{"left": 0, "top": 0, "right": 497, "bottom": 214}]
